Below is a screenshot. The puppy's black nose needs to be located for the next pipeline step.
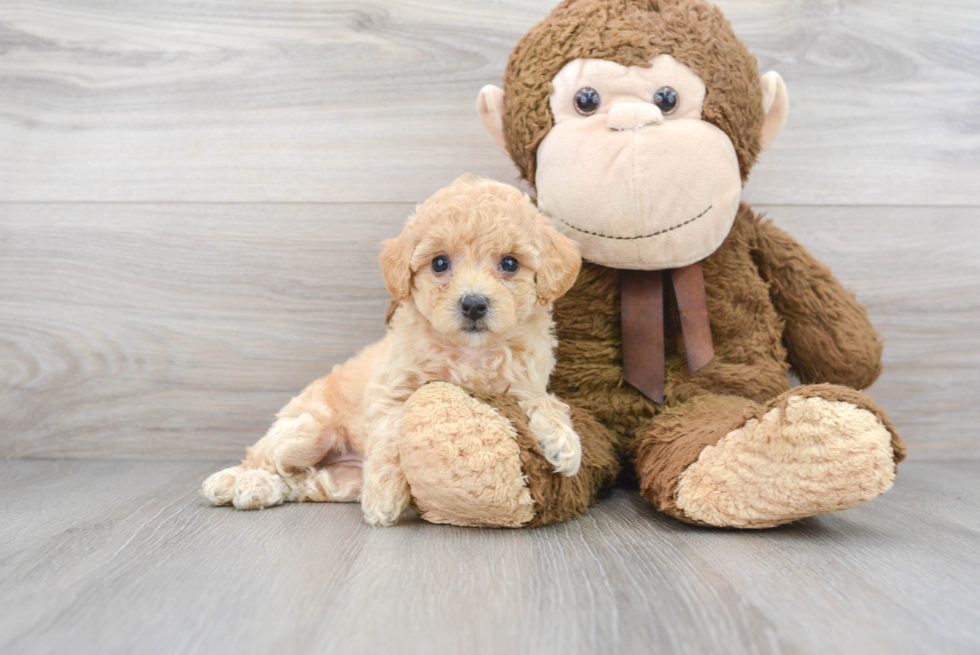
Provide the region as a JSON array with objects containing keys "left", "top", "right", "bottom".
[{"left": 460, "top": 294, "right": 489, "bottom": 321}]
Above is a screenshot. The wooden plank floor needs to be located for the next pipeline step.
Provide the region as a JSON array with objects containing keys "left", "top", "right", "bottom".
[{"left": 0, "top": 459, "right": 977, "bottom": 655}]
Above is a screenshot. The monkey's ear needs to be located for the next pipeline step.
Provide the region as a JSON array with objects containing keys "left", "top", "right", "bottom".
[
  {"left": 379, "top": 227, "right": 416, "bottom": 303},
  {"left": 477, "top": 85, "right": 508, "bottom": 153},
  {"left": 760, "top": 72, "right": 789, "bottom": 151},
  {"left": 535, "top": 222, "right": 582, "bottom": 305}
]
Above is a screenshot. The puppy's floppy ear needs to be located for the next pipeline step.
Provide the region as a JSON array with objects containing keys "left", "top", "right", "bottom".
[
  {"left": 379, "top": 224, "right": 416, "bottom": 303},
  {"left": 535, "top": 219, "right": 582, "bottom": 305}
]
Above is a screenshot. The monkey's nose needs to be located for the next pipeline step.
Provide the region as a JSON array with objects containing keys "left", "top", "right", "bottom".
[
  {"left": 460, "top": 294, "right": 489, "bottom": 321},
  {"left": 606, "top": 103, "right": 664, "bottom": 131}
]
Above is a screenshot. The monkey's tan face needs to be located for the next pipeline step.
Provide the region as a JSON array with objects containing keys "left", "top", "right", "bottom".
[{"left": 535, "top": 55, "right": 742, "bottom": 270}]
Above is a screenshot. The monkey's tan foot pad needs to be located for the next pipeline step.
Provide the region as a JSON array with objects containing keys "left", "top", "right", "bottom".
[
  {"left": 201, "top": 466, "right": 295, "bottom": 510},
  {"left": 399, "top": 382, "right": 535, "bottom": 528},
  {"left": 675, "top": 390, "right": 900, "bottom": 529}
]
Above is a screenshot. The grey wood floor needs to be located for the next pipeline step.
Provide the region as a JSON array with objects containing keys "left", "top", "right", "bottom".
[
  {"left": 0, "top": 459, "right": 977, "bottom": 655},
  {"left": 2, "top": 1, "right": 979, "bottom": 654}
]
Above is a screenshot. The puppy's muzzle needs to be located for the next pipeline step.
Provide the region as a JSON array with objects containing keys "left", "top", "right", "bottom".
[{"left": 460, "top": 294, "right": 489, "bottom": 322}]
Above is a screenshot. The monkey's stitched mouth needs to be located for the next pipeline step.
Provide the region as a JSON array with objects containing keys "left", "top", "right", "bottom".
[{"left": 557, "top": 205, "right": 712, "bottom": 241}]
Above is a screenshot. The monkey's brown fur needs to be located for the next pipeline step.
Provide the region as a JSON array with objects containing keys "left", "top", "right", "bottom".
[
  {"left": 550, "top": 206, "right": 891, "bottom": 441},
  {"left": 404, "top": 0, "right": 906, "bottom": 527},
  {"left": 521, "top": 204, "right": 906, "bottom": 525},
  {"left": 503, "top": 0, "right": 763, "bottom": 187}
]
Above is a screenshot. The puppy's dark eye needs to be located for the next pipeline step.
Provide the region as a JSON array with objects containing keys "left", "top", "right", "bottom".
[
  {"left": 653, "top": 86, "right": 678, "bottom": 114},
  {"left": 500, "top": 256, "right": 519, "bottom": 273},
  {"left": 432, "top": 256, "right": 450, "bottom": 273},
  {"left": 574, "top": 87, "right": 600, "bottom": 116}
]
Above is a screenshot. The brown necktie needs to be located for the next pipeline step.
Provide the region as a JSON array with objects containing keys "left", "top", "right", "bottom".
[{"left": 621, "top": 262, "right": 714, "bottom": 404}]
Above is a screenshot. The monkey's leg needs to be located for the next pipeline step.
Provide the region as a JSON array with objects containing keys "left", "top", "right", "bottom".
[
  {"left": 634, "top": 384, "right": 907, "bottom": 528},
  {"left": 398, "top": 382, "right": 619, "bottom": 528}
]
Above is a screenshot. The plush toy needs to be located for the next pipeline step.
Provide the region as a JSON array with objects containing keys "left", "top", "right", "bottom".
[{"left": 397, "top": 0, "right": 908, "bottom": 529}]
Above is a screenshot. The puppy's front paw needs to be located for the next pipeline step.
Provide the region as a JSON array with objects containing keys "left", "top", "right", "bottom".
[
  {"left": 529, "top": 412, "right": 582, "bottom": 477},
  {"left": 360, "top": 478, "right": 410, "bottom": 527}
]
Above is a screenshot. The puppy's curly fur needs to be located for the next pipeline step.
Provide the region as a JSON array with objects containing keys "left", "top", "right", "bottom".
[{"left": 202, "top": 176, "right": 583, "bottom": 526}]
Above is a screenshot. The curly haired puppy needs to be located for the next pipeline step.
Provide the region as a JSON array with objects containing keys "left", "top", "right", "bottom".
[{"left": 202, "top": 176, "right": 583, "bottom": 526}]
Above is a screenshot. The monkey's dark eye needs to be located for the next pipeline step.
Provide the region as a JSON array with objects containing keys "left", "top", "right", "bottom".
[
  {"left": 653, "top": 86, "right": 678, "bottom": 114},
  {"left": 574, "top": 87, "right": 601, "bottom": 116},
  {"left": 500, "top": 256, "right": 519, "bottom": 273},
  {"left": 431, "top": 256, "right": 450, "bottom": 273}
]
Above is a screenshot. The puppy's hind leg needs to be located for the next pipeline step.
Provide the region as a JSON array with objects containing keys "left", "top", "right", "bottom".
[
  {"left": 204, "top": 338, "right": 385, "bottom": 509},
  {"left": 281, "top": 424, "right": 365, "bottom": 504},
  {"left": 202, "top": 411, "right": 339, "bottom": 510},
  {"left": 293, "top": 463, "right": 363, "bottom": 503}
]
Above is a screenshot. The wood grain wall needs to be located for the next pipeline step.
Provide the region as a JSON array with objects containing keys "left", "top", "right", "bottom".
[{"left": 1, "top": 0, "right": 978, "bottom": 460}]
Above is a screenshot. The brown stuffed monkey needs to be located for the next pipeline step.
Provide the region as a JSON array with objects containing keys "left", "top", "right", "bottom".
[{"left": 396, "top": 0, "right": 907, "bottom": 528}]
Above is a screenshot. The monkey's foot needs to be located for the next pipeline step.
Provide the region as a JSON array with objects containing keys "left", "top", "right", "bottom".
[
  {"left": 399, "top": 383, "right": 620, "bottom": 528},
  {"left": 399, "top": 383, "right": 536, "bottom": 528},
  {"left": 673, "top": 385, "right": 905, "bottom": 528}
]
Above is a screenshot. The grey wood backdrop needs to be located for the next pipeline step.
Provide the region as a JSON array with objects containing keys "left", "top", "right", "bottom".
[{"left": 1, "top": 0, "right": 978, "bottom": 460}]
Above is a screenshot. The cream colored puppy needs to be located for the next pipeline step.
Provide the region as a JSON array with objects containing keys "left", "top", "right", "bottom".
[{"left": 202, "top": 176, "right": 583, "bottom": 526}]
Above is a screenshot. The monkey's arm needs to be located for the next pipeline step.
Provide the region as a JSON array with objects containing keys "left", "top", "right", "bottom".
[{"left": 751, "top": 218, "right": 883, "bottom": 390}]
